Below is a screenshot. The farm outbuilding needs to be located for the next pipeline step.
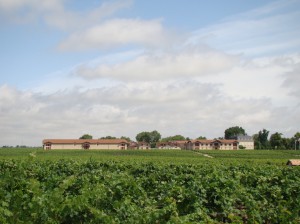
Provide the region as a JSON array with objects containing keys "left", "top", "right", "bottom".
[{"left": 286, "top": 159, "right": 300, "bottom": 166}]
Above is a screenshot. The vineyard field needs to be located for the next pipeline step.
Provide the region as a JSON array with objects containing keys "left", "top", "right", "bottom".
[
  {"left": 1, "top": 148, "right": 300, "bottom": 165},
  {"left": 0, "top": 148, "right": 300, "bottom": 223}
]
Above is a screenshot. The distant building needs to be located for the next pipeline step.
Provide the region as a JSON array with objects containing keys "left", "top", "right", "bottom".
[
  {"left": 43, "top": 139, "right": 129, "bottom": 150},
  {"left": 157, "top": 139, "right": 239, "bottom": 150},
  {"left": 128, "top": 141, "right": 138, "bottom": 149},
  {"left": 137, "top": 142, "right": 150, "bottom": 149},
  {"left": 156, "top": 141, "right": 185, "bottom": 150},
  {"left": 286, "top": 159, "right": 300, "bottom": 166},
  {"left": 232, "top": 135, "right": 254, "bottom": 149}
]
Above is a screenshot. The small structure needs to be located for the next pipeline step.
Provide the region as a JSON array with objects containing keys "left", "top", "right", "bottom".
[
  {"left": 43, "top": 139, "right": 129, "bottom": 150},
  {"left": 286, "top": 159, "right": 300, "bottom": 166},
  {"left": 137, "top": 142, "right": 150, "bottom": 149},
  {"left": 234, "top": 135, "right": 254, "bottom": 149},
  {"left": 157, "top": 141, "right": 186, "bottom": 150},
  {"left": 128, "top": 141, "right": 138, "bottom": 149}
]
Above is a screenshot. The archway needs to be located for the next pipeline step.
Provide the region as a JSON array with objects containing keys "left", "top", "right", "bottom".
[{"left": 82, "top": 142, "right": 90, "bottom": 150}]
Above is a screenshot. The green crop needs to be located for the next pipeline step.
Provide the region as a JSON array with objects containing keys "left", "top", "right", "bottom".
[{"left": 0, "top": 158, "right": 299, "bottom": 223}]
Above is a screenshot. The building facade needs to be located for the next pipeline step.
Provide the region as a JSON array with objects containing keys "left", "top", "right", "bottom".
[
  {"left": 137, "top": 142, "right": 150, "bottom": 149},
  {"left": 43, "top": 139, "right": 129, "bottom": 150},
  {"left": 233, "top": 135, "right": 254, "bottom": 149},
  {"left": 157, "top": 139, "right": 240, "bottom": 150}
]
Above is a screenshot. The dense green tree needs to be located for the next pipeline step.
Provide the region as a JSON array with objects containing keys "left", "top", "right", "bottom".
[
  {"left": 294, "top": 132, "right": 300, "bottom": 139},
  {"left": 292, "top": 132, "right": 300, "bottom": 150},
  {"left": 282, "top": 137, "right": 292, "bottom": 150},
  {"left": 120, "top": 136, "right": 131, "bottom": 142},
  {"left": 196, "top": 136, "right": 207, "bottom": 140},
  {"left": 136, "top": 132, "right": 151, "bottom": 143},
  {"left": 161, "top": 135, "right": 186, "bottom": 142},
  {"left": 270, "top": 132, "right": 284, "bottom": 149},
  {"left": 255, "top": 129, "right": 270, "bottom": 149},
  {"left": 100, "top": 136, "right": 117, "bottom": 139},
  {"left": 136, "top": 130, "right": 161, "bottom": 148},
  {"left": 224, "top": 126, "right": 246, "bottom": 139},
  {"left": 79, "top": 134, "right": 93, "bottom": 139}
]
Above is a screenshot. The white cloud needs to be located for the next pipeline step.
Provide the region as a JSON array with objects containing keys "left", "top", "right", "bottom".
[
  {"left": 73, "top": 47, "right": 239, "bottom": 80},
  {"left": 58, "top": 18, "right": 172, "bottom": 51},
  {"left": 0, "top": 0, "right": 132, "bottom": 30},
  {"left": 1, "top": 81, "right": 299, "bottom": 146}
]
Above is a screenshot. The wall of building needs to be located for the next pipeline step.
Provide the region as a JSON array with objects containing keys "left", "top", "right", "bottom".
[
  {"left": 239, "top": 141, "right": 254, "bottom": 149},
  {"left": 45, "top": 143, "right": 127, "bottom": 150}
]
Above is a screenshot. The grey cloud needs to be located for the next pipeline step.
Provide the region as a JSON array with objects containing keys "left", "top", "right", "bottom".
[
  {"left": 1, "top": 81, "right": 299, "bottom": 146},
  {"left": 282, "top": 62, "right": 300, "bottom": 100},
  {"left": 74, "top": 48, "right": 239, "bottom": 81}
]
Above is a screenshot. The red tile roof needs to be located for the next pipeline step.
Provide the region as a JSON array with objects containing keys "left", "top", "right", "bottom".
[
  {"left": 43, "top": 139, "right": 129, "bottom": 144},
  {"left": 287, "top": 159, "right": 300, "bottom": 166}
]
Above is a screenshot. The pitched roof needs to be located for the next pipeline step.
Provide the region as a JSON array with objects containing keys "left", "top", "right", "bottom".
[
  {"left": 191, "top": 139, "right": 238, "bottom": 144},
  {"left": 287, "top": 159, "right": 300, "bottom": 166},
  {"left": 43, "top": 139, "right": 129, "bottom": 144}
]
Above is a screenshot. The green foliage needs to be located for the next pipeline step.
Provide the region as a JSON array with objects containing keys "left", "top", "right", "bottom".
[
  {"left": 255, "top": 129, "right": 270, "bottom": 149},
  {"left": 270, "top": 132, "right": 285, "bottom": 149},
  {"left": 197, "top": 136, "right": 207, "bottom": 140},
  {"left": 0, "top": 159, "right": 299, "bottom": 223},
  {"left": 100, "top": 136, "right": 117, "bottom": 139},
  {"left": 120, "top": 136, "right": 131, "bottom": 142},
  {"left": 224, "top": 126, "right": 246, "bottom": 139},
  {"left": 79, "top": 134, "right": 93, "bottom": 139},
  {"left": 292, "top": 132, "right": 300, "bottom": 150},
  {"left": 136, "top": 130, "right": 161, "bottom": 148},
  {"left": 161, "top": 135, "right": 186, "bottom": 142}
]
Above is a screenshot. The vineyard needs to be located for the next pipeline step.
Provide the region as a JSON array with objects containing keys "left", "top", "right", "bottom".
[{"left": 0, "top": 149, "right": 300, "bottom": 223}]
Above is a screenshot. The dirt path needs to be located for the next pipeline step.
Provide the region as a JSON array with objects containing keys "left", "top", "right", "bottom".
[{"left": 193, "top": 151, "right": 214, "bottom": 158}]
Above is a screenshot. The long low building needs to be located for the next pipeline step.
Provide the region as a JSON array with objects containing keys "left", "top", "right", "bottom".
[
  {"left": 43, "top": 139, "right": 129, "bottom": 150},
  {"left": 157, "top": 139, "right": 242, "bottom": 150}
]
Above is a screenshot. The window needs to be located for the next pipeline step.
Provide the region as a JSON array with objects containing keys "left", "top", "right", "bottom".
[
  {"left": 82, "top": 143, "right": 90, "bottom": 150},
  {"left": 45, "top": 143, "right": 51, "bottom": 150}
]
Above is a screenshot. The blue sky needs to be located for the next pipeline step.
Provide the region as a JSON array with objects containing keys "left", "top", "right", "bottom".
[{"left": 0, "top": 0, "right": 299, "bottom": 146}]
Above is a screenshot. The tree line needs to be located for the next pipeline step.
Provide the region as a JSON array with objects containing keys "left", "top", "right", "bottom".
[{"left": 80, "top": 126, "right": 300, "bottom": 150}]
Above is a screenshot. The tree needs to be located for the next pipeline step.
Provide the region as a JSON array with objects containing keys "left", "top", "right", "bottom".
[
  {"left": 270, "top": 132, "right": 284, "bottom": 149},
  {"left": 196, "top": 136, "right": 207, "bottom": 140},
  {"left": 161, "top": 135, "right": 186, "bottom": 142},
  {"left": 136, "top": 130, "right": 161, "bottom": 148},
  {"left": 282, "top": 137, "right": 292, "bottom": 150},
  {"left": 120, "top": 136, "right": 131, "bottom": 142},
  {"left": 292, "top": 132, "right": 300, "bottom": 150},
  {"left": 79, "top": 134, "right": 92, "bottom": 139},
  {"left": 224, "top": 126, "right": 246, "bottom": 139},
  {"left": 100, "top": 136, "right": 116, "bottom": 139},
  {"left": 255, "top": 129, "right": 270, "bottom": 149}
]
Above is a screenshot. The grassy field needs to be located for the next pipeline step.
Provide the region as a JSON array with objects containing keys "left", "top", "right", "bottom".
[{"left": 1, "top": 148, "right": 300, "bottom": 165}]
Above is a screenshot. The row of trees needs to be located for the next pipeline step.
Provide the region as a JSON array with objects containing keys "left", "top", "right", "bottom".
[
  {"left": 79, "top": 127, "right": 300, "bottom": 150},
  {"left": 254, "top": 130, "right": 300, "bottom": 150}
]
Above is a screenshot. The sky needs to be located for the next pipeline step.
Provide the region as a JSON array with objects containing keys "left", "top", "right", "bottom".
[{"left": 0, "top": 0, "right": 300, "bottom": 146}]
